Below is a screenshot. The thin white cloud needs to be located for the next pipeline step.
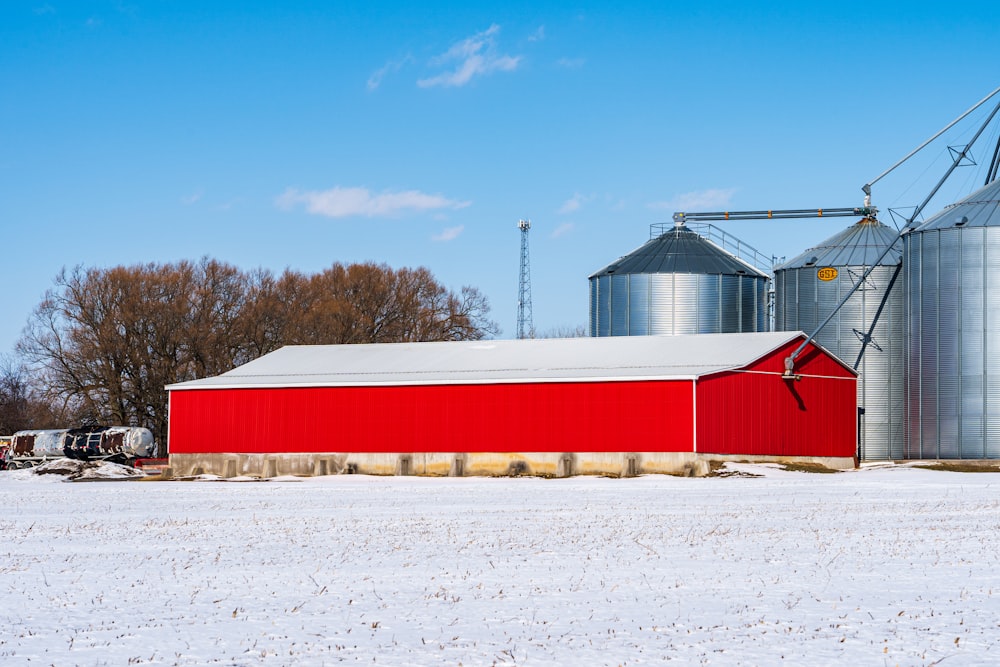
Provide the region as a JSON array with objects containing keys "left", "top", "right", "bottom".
[
  {"left": 34, "top": 4, "right": 55, "bottom": 14},
  {"left": 433, "top": 225, "right": 465, "bottom": 242},
  {"left": 558, "top": 192, "right": 593, "bottom": 215},
  {"left": 276, "top": 186, "right": 471, "bottom": 219},
  {"left": 648, "top": 188, "right": 738, "bottom": 212},
  {"left": 556, "top": 57, "right": 585, "bottom": 69},
  {"left": 85, "top": 16, "right": 102, "bottom": 27},
  {"left": 367, "top": 55, "right": 413, "bottom": 91},
  {"left": 114, "top": 2, "right": 138, "bottom": 18},
  {"left": 528, "top": 26, "right": 545, "bottom": 42},
  {"left": 418, "top": 24, "right": 521, "bottom": 88},
  {"left": 181, "top": 190, "right": 203, "bottom": 205},
  {"left": 551, "top": 222, "right": 574, "bottom": 239}
]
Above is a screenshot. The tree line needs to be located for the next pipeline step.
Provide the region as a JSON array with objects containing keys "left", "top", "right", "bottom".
[{"left": 3, "top": 259, "right": 499, "bottom": 448}]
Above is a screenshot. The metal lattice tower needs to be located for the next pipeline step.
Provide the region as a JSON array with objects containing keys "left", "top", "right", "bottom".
[{"left": 516, "top": 219, "right": 534, "bottom": 339}]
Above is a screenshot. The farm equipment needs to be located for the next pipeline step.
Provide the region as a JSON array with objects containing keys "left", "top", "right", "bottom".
[{"left": 2, "top": 426, "right": 157, "bottom": 469}]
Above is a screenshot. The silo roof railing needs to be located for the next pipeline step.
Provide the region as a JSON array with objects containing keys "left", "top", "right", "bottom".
[
  {"left": 649, "top": 221, "right": 782, "bottom": 275},
  {"left": 589, "top": 224, "right": 769, "bottom": 279}
]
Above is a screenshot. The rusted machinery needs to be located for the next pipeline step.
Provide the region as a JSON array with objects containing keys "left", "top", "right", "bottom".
[{"left": 2, "top": 426, "right": 156, "bottom": 469}]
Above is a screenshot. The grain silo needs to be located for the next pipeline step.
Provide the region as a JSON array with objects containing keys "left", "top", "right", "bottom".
[
  {"left": 904, "top": 177, "right": 1000, "bottom": 459},
  {"left": 774, "top": 217, "right": 904, "bottom": 460},
  {"left": 589, "top": 221, "right": 769, "bottom": 336}
]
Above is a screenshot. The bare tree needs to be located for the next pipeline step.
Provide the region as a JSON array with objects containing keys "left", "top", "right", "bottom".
[
  {"left": 281, "top": 263, "right": 499, "bottom": 345},
  {"left": 19, "top": 264, "right": 186, "bottom": 442},
  {"left": 534, "top": 324, "right": 588, "bottom": 339},
  {"left": 16, "top": 259, "right": 499, "bottom": 448},
  {"left": 0, "top": 355, "right": 63, "bottom": 434}
]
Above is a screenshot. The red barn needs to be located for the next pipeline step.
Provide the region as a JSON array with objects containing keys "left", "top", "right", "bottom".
[{"left": 165, "top": 332, "right": 857, "bottom": 477}]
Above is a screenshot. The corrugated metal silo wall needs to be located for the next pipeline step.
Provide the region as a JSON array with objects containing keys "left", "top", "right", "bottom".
[
  {"left": 905, "top": 227, "right": 1000, "bottom": 459},
  {"left": 775, "top": 265, "right": 904, "bottom": 459},
  {"left": 607, "top": 275, "right": 626, "bottom": 334},
  {"left": 591, "top": 276, "right": 610, "bottom": 336},
  {"left": 589, "top": 273, "right": 768, "bottom": 335}
]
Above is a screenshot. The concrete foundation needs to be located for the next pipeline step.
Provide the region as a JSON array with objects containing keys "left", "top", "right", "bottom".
[{"left": 168, "top": 451, "right": 856, "bottom": 478}]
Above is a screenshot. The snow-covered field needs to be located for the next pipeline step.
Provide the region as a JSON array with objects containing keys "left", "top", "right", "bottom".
[{"left": 2, "top": 464, "right": 999, "bottom": 666}]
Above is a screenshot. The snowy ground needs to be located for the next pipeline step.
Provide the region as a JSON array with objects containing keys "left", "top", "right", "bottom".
[{"left": 2, "top": 464, "right": 999, "bottom": 666}]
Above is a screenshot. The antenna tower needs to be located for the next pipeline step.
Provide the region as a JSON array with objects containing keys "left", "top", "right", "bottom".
[{"left": 516, "top": 219, "right": 534, "bottom": 339}]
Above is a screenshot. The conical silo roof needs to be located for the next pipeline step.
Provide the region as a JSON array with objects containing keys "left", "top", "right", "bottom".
[
  {"left": 912, "top": 177, "right": 1000, "bottom": 231},
  {"left": 589, "top": 224, "right": 767, "bottom": 278},
  {"left": 775, "top": 217, "right": 901, "bottom": 270}
]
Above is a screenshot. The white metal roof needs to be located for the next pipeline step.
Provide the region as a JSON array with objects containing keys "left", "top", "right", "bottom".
[{"left": 167, "top": 332, "right": 826, "bottom": 390}]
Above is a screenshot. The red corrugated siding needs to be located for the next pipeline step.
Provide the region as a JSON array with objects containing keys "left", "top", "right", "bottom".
[
  {"left": 695, "top": 341, "right": 857, "bottom": 457},
  {"left": 168, "top": 380, "right": 695, "bottom": 455},
  {"left": 741, "top": 338, "right": 855, "bottom": 378}
]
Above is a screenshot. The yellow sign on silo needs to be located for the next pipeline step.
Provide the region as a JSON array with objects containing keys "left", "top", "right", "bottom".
[{"left": 817, "top": 267, "right": 838, "bottom": 281}]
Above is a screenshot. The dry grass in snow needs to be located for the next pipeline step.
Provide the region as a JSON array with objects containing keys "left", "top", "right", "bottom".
[{"left": 1, "top": 464, "right": 999, "bottom": 665}]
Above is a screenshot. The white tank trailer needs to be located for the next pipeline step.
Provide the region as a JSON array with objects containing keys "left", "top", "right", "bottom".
[
  {"left": 903, "top": 177, "right": 1000, "bottom": 459},
  {"left": 774, "top": 217, "right": 904, "bottom": 460},
  {"left": 3, "top": 426, "right": 156, "bottom": 469}
]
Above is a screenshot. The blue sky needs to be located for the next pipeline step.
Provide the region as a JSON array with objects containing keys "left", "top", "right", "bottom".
[{"left": 2, "top": 1, "right": 999, "bottom": 356}]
